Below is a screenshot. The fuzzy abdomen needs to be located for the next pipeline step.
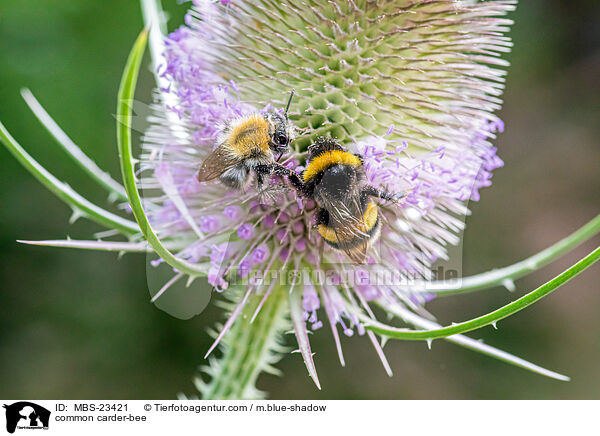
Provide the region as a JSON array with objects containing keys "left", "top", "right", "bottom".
[{"left": 316, "top": 200, "right": 381, "bottom": 249}]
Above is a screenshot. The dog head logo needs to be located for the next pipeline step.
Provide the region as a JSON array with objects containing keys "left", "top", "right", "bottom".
[{"left": 3, "top": 402, "right": 50, "bottom": 433}]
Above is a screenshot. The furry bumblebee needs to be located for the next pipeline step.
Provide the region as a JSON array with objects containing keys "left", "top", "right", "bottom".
[
  {"left": 197, "top": 91, "right": 295, "bottom": 191},
  {"left": 281, "top": 137, "right": 404, "bottom": 264}
]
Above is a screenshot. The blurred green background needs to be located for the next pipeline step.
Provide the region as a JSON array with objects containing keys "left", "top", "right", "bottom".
[{"left": 1, "top": 0, "right": 599, "bottom": 399}]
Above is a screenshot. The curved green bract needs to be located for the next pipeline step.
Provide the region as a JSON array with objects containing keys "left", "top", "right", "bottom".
[
  {"left": 0, "top": 121, "right": 139, "bottom": 236},
  {"left": 20, "top": 88, "right": 128, "bottom": 202},
  {"left": 420, "top": 214, "right": 600, "bottom": 296},
  {"left": 376, "top": 301, "right": 569, "bottom": 381},
  {"left": 116, "top": 30, "right": 208, "bottom": 277},
  {"left": 366, "top": 247, "right": 600, "bottom": 340}
]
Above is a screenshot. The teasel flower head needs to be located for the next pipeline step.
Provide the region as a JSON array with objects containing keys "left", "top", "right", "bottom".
[{"left": 140, "top": 0, "right": 516, "bottom": 390}]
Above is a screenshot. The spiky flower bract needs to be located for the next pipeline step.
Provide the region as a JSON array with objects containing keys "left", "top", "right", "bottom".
[{"left": 140, "top": 0, "right": 516, "bottom": 391}]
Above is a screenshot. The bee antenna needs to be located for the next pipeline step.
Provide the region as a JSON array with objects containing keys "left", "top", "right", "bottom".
[{"left": 284, "top": 89, "right": 295, "bottom": 120}]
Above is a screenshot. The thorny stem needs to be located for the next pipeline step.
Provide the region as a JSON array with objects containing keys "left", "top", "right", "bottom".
[
  {"left": 377, "top": 302, "right": 570, "bottom": 381},
  {"left": 199, "top": 287, "right": 290, "bottom": 399},
  {"left": 366, "top": 247, "right": 600, "bottom": 340},
  {"left": 413, "top": 214, "right": 600, "bottom": 295}
]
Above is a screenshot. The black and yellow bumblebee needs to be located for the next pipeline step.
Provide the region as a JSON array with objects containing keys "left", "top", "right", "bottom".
[
  {"left": 280, "top": 137, "right": 404, "bottom": 264},
  {"left": 197, "top": 91, "right": 295, "bottom": 191}
]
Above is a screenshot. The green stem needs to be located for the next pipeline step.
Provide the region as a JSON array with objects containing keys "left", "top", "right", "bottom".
[
  {"left": 366, "top": 247, "right": 600, "bottom": 340},
  {"left": 199, "top": 287, "right": 290, "bottom": 399},
  {"left": 420, "top": 214, "right": 600, "bottom": 296}
]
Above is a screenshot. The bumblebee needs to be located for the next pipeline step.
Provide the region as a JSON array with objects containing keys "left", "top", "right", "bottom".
[
  {"left": 281, "top": 137, "right": 403, "bottom": 264},
  {"left": 197, "top": 91, "right": 295, "bottom": 191}
]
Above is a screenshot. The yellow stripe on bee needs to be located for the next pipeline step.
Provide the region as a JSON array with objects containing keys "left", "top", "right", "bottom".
[
  {"left": 317, "top": 201, "right": 379, "bottom": 243},
  {"left": 361, "top": 201, "right": 378, "bottom": 232},
  {"left": 303, "top": 150, "right": 362, "bottom": 182},
  {"left": 317, "top": 224, "right": 340, "bottom": 243},
  {"left": 228, "top": 114, "right": 271, "bottom": 155}
]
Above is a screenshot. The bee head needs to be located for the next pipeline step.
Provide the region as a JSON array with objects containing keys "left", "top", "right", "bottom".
[
  {"left": 266, "top": 112, "right": 294, "bottom": 154},
  {"left": 307, "top": 136, "right": 344, "bottom": 161},
  {"left": 266, "top": 90, "right": 296, "bottom": 160}
]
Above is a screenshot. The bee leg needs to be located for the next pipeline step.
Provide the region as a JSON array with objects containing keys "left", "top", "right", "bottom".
[
  {"left": 271, "top": 163, "right": 291, "bottom": 177},
  {"left": 363, "top": 185, "right": 406, "bottom": 202},
  {"left": 255, "top": 164, "right": 273, "bottom": 177},
  {"left": 280, "top": 168, "right": 313, "bottom": 198},
  {"left": 256, "top": 173, "right": 265, "bottom": 190},
  {"left": 254, "top": 164, "right": 274, "bottom": 190}
]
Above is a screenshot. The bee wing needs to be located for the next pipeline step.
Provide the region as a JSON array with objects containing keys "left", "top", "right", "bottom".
[
  {"left": 255, "top": 183, "right": 289, "bottom": 206},
  {"left": 322, "top": 195, "right": 371, "bottom": 265},
  {"left": 197, "top": 145, "right": 239, "bottom": 182},
  {"left": 345, "top": 243, "right": 369, "bottom": 265},
  {"left": 330, "top": 222, "right": 369, "bottom": 265},
  {"left": 321, "top": 189, "right": 365, "bottom": 231}
]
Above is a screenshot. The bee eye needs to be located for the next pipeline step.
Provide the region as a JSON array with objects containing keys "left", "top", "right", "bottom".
[{"left": 276, "top": 133, "right": 288, "bottom": 145}]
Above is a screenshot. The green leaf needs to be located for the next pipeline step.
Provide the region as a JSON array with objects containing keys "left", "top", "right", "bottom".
[
  {"left": 366, "top": 247, "right": 600, "bottom": 341},
  {"left": 0, "top": 121, "right": 140, "bottom": 236},
  {"left": 116, "top": 29, "right": 209, "bottom": 276},
  {"left": 20, "top": 88, "right": 128, "bottom": 202}
]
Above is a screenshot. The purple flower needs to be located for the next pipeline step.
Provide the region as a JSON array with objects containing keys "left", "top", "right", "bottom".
[
  {"left": 237, "top": 223, "right": 254, "bottom": 240},
  {"left": 223, "top": 205, "right": 242, "bottom": 221},
  {"left": 199, "top": 215, "right": 222, "bottom": 233},
  {"left": 251, "top": 244, "right": 270, "bottom": 264},
  {"left": 141, "top": 0, "right": 516, "bottom": 384}
]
